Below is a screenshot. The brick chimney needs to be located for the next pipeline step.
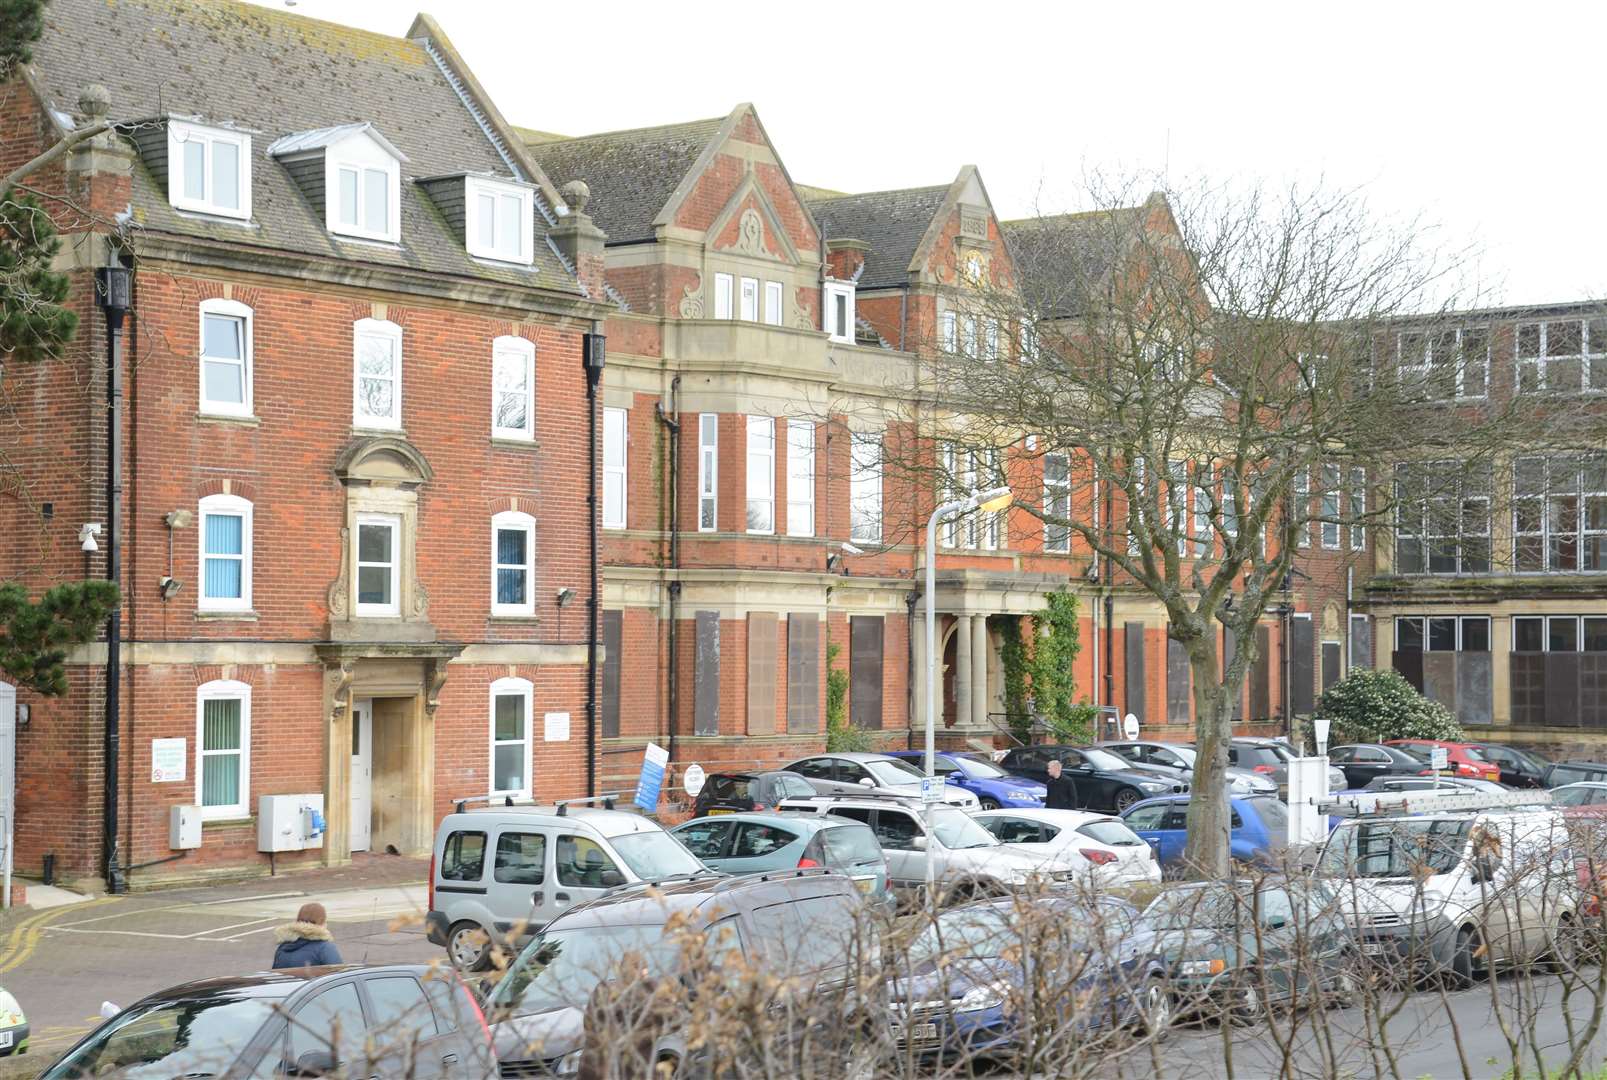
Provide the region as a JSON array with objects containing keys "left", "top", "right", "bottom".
[
  {"left": 826, "top": 237, "right": 869, "bottom": 282},
  {"left": 550, "top": 180, "right": 608, "bottom": 301},
  {"left": 65, "top": 84, "right": 133, "bottom": 222}
]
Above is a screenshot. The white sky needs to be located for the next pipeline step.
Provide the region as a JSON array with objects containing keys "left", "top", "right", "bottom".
[{"left": 251, "top": 0, "right": 1602, "bottom": 307}]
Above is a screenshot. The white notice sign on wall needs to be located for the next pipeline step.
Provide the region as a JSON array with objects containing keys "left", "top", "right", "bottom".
[
  {"left": 544, "top": 712, "right": 571, "bottom": 742},
  {"left": 151, "top": 738, "right": 187, "bottom": 783}
]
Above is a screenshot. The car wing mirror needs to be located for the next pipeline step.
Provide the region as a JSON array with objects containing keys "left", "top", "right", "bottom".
[
  {"left": 857, "top": 777, "right": 876, "bottom": 788},
  {"left": 99, "top": 1001, "right": 120, "bottom": 1020},
  {"left": 291, "top": 1050, "right": 339, "bottom": 1077},
  {"left": 600, "top": 869, "right": 626, "bottom": 888},
  {"left": 1263, "top": 914, "right": 1288, "bottom": 930},
  {"left": 911, "top": 836, "right": 927, "bottom": 851}
]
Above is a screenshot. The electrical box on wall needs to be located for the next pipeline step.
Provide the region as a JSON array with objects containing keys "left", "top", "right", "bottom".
[
  {"left": 170, "top": 805, "right": 202, "bottom": 850},
  {"left": 257, "top": 794, "right": 326, "bottom": 853}
]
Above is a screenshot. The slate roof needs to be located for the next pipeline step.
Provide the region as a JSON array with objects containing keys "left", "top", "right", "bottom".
[
  {"left": 29, "top": 0, "right": 581, "bottom": 296},
  {"left": 1001, "top": 206, "right": 1145, "bottom": 318},
  {"left": 527, "top": 117, "right": 726, "bottom": 245},
  {"left": 806, "top": 185, "right": 952, "bottom": 290}
]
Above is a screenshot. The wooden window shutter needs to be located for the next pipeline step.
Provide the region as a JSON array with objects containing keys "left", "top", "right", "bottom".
[
  {"left": 747, "top": 613, "right": 778, "bottom": 734},
  {"left": 601, "top": 610, "right": 622, "bottom": 738},
  {"left": 787, "top": 612, "right": 820, "bottom": 733},
  {"left": 694, "top": 610, "right": 720, "bottom": 736},
  {"left": 850, "top": 616, "right": 885, "bottom": 730},
  {"left": 1124, "top": 622, "right": 1147, "bottom": 723},
  {"left": 1251, "top": 624, "right": 1271, "bottom": 720}
]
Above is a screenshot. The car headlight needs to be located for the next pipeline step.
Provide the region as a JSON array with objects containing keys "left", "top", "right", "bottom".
[
  {"left": 955, "top": 979, "right": 1011, "bottom": 1012},
  {"left": 1177, "top": 958, "right": 1227, "bottom": 977},
  {"left": 555, "top": 1049, "right": 583, "bottom": 1077},
  {"left": 1139, "top": 781, "right": 1167, "bottom": 793}
]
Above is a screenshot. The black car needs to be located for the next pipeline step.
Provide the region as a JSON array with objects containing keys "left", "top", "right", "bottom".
[
  {"left": 693, "top": 770, "right": 819, "bottom": 816},
  {"left": 1328, "top": 743, "right": 1425, "bottom": 789},
  {"left": 1545, "top": 761, "right": 1607, "bottom": 788},
  {"left": 995, "top": 745, "right": 1182, "bottom": 813},
  {"left": 1463, "top": 742, "right": 1550, "bottom": 788},
  {"left": 40, "top": 965, "right": 494, "bottom": 1079}
]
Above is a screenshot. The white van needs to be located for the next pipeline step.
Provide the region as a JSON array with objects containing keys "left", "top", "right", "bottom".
[
  {"left": 1319, "top": 808, "right": 1581, "bottom": 982},
  {"left": 424, "top": 798, "right": 709, "bottom": 969}
]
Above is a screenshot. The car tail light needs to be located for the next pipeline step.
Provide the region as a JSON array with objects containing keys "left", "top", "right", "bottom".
[
  {"left": 798, "top": 856, "right": 821, "bottom": 868},
  {"left": 428, "top": 850, "right": 436, "bottom": 914},
  {"left": 1080, "top": 848, "right": 1118, "bottom": 866},
  {"left": 1254, "top": 765, "right": 1277, "bottom": 775},
  {"left": 460, "top": 979, "right": 493, "bottom": 1046},
  {"left": 752, "top": 804, "right": 767, "bottom": 811}
]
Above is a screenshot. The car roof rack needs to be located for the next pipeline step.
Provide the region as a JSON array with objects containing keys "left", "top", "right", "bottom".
[
  {"left": 449, "top": 791, "right": 629, "bottom": 815},
  {"left": 1319, "top": 788, "right": 1554, "bottom": 819},
  {"left": 776, "top": 791, "right": 928, "bottom": 805},
  {"left": 554, "top": 792, "right": 628, "bottom": 817}
]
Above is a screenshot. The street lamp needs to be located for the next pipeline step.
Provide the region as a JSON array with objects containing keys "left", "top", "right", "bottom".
[{"left": 924, "top": 484, "right": 1013, "bottom": 901}]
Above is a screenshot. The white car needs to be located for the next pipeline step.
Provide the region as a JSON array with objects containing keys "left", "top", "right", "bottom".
[{"left": 973, "top": 808, "right": 1161, "bottom": 888}]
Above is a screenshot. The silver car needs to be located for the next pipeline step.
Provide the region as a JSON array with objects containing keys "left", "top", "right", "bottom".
[
  {"left": 782, "top": 752, "right": 980, "bottom": 809},
  {"left": 1095, "top": 740, "right": 1278, "bottom": 796}
]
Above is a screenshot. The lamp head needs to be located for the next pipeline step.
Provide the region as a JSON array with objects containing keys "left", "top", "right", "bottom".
[{"left": 975, "top": 486, "right": 1013, "bottom": 514}]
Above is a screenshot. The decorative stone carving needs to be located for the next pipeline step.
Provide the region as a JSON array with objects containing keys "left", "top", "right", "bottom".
[
  {"left": 327, "top": 526, "right": 350, "bottom": 619},
  {"left": 424, "top": 657, "right": 450, "bottom": 719},
  {"left": 735, "top": 208, "right": 768, "bottom": 256},
  {"left": 413, "top": 579, "right": 430, "bottom": 620},
  {"left": 678, "top": 277, "right": 704, "bottom": 319},
  {"left": 325, "top": 659, "right": 355, "bottom": 713}
]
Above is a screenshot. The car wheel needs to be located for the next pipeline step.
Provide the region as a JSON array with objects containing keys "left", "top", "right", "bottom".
[
  {"left": 653, "top": 1053, "right": 680, "bottom": 1078},
  {"left": 980, "top": 796, "right": 1001, "bottom": 810},
  {"left": 1114, "top": 788, "right": 1142, "bottom": 813},
  {"left": 1327, "top": 950, "right": 1361, "bottom": 1008},
  {"left": 1445, "top": 925, "right": 1478, "bottom": 989},
  {"left": 1228, "top": 982, "right": 1266, "bottom": 1026},
  {"left": 1548, "top": 916, "right": 1581, "bottom": 973},
  {"left": 1138, "top": 978, "right": 1172, "bottom": 1039},
  {"left": 446, "top": 920, "right": 491, "bottom": 972}
]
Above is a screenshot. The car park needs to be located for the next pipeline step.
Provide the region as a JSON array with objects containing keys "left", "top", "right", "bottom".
[
  {"left": 995, "top": 744, "right": 1183, "bottom": 812},
  {"left": 487, "top": 869, "right": 881, "bottom": 1078},
  {"left": 1121, "top": 794, "right": 1288, "bottom": 871},
  {"left": 1225, "top": 737, "right": 1347, "bottom": 794},
  {"left": 973, "top": 807, "right": 1160, "bottom": 887},
  {"left": 1384, "top": 740, "right": 1502, "bottom": 783},
  {"left": 692, "top": 770, "right": 820, "bottom": 816},
  {"left": 884, "top": 749, "right": 1046, "bottom": 808},
  {"left": 783, "top": 752, "right": 981, "bottom": 808},
  {"left": 670, "top": 812, "right": 891, "bottom": 904},
  {"left": 1094, "top": 740, "right": 1278, "bottom": 796},
  {"left": 1462, "top": 742, "right": 1550, "bottom": 788},
  {"left": 1328, "top": 743, "right": 1428, "bottom": 790},
  {"left": 425, "top": 799, "right": 710, "bottom": 970},
  {"left": 1544, "top": 760, "right": 1607, "bottom": 788},
  {"left": 39, "top": 966, "right": 494, "bottom": 1080}
]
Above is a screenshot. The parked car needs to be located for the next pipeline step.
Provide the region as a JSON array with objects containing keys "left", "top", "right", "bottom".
[
  {"left": 1318, "top": 808, "right": 1582, "bottom": 982},
  {"left": 972, "top": 807, "right": 1160, "bottom": 888},
  {"left": 1136, "top": 878, "right": 1354, "bottom": 1018},
  {"left": 1225, "top": 737, "right": 1347, "bottom": 794},
  {"left": 1324, "top": 777, "right": 1512, "bottom": 832},
  {"left": 1384, "top": 740, "right": 1502, "bottom": 783},
  {"left": 1327, "top": 743, "right": 1428, "bottom": 790},
  {"left": 884, "top": 749, "right": 1046, "bottom": 809},
  {"left": 1544, "top": 761, "right": 1607, "bottom": 788},
  {"left": 1548, "top": 781, "right": 1607, "bottom": 818},
  {"left": 887, "top": 895, "right": 1169, "bottom": 1061},
  {"left": 995, "top": 745, "right": 1183, "bottom": 813},
  {"left": 1462, "top": 742, "right": 1550, "bottom": 788},
  {"left": 1094, "top": 740, "right": 1277, "bottom": 796},
  {"left": 425, "top": 801, "right": 710, "bottom": 970},
  {"left": 487, "top": 869, "right": 881, "bottom": 1077},
  {"left": 0, "top": 987, "right": 25, "bottom": 1058},
  {"left": 783, "top": 752, "right": 981, "bottom": 808},
  {"left": 40, "top": 966, "right": 495, "bottom": 1080},
  {"left": 691, "top": 770, "right": 820, "bottom": 816},
  {"left": 1120, "top": 794, "right": 1288, "bottom": 871},
  {"left": 670, "top": 812, "right": 891, "bottom": 904},
  {"left": 777, "top": 793, "right": 1060, "bottom": 898}
]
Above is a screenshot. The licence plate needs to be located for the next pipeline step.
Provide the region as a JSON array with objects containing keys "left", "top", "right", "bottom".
[
  {"left": 854, "top": 876, "right": 876, "bottom": 894},
  {"left": 706, "top": 809, "right": 733, "bottom": 815},
  {"left": 893, "top": 1021, "right": 938, "bottom": 1044},
  {"left": 0, "top": 1030, "right": 13, "bottom": 1049},
  {"left": 1362, "top": 942, "right": 1385, "bottom": 956}
]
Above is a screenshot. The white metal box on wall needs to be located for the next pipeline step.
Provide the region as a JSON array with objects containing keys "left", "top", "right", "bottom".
[
  {"left": 170, "top": 805, "right": 202, "bottom": 850},
  {"left": 257, "top": 794, "right": 326, "bottom": 852}
]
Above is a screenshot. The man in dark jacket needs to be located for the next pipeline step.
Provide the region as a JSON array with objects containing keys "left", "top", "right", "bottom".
[
  {"left": 272, "top": 902, "right": 343, "bottom": 968},
  {"left": 1043, "top": 758, "right": 1080, "bottom": 811}
]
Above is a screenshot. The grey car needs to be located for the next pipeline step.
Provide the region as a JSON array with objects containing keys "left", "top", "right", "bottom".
[
  {"left": 783, "top": 752, "right": 980, "bottom": 809},
  {"left": 1224, "top": 737, "right": 1346, "bottom": 794},
  {"left": 1094, "top": 740, "right": 1277, "bottom": 796}
]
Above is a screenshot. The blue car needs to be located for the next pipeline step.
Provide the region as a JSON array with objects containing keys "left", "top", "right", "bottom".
[
  {"left": 1120, "top": 794, "right": 1288, "bottom": 870},
  {"left": 886, "top": 750, "right": 1045, "bottom": 809},
  {"left": 887, "top": 895, "right": 1169, "bottom": 1062}
]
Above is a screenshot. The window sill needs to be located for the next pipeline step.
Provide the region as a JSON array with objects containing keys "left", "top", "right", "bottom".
[
  {"left": 489, "top": 614, "right": 541, "bottom": 624},
  {"left": 196, "top": 412, "right": 259, "bottom": 427},
  {"left": 351, "top": 424, "right": 405, "bottom": 438},
  {"left": 491, "top": 436, "right": 541, "bottom": 451},
  {"left": 196, "top": 609, "right": 259, "bottom": 621},
  {"left": 201, "top": 815, "right": 255, "bottom": 829}
]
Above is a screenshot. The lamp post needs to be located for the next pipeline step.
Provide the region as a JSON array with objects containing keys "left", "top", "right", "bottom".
[{"left": 925, "top": 485, "right": 1012, "bottom": 901}]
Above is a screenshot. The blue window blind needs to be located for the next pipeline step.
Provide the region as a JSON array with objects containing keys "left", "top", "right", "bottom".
[{"left": 204, "top": 513, "right": 243, "bottom": 599}]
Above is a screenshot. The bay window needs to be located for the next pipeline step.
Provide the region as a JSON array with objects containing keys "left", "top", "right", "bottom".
[
  {"left": 849, "top": 432, "right": 882, "bottom": 543},
  {"left": 786, "top": 419, "right": 814, "bottom": 537},
  {"left": 746, "top": 416, "right": 775, "bottom": 533},
  {"left": 602, "top": 408, "right": 627, "bottom": 529}
]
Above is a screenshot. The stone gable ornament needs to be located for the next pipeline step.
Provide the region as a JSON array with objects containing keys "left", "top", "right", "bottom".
[
  {"left": 678, "top": 277, "right": 704, "bottom": 319},
  {"left": 735, "top": 208, "right": 768, "bottom": 256}
]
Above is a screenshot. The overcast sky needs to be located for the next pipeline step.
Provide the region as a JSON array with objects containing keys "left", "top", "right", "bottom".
[{"left": 251, "top": 0, "right": 1600, "bottom": 307}]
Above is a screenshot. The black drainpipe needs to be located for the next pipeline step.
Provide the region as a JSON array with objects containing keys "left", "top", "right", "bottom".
[
  {"left": 656, "top": 376, "right": 681, "bottom": 761},
  {"left": 905, "top": 590, "right": 918, "bottom": 751},
  {"left": 583, "top": 326, "right": 606, "bottom": 797},
  {"left": 1102, "top": 475, "right": 1115, "bottom": 721},
  {"left": 96, "top": 263, "right": 131, "bottom": 895}
]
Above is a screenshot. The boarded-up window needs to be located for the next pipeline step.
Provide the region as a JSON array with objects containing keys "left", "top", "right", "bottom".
[
  {"left": 1349, "top": 615, "right": 1373, "bottom": 671},
  {"left": 1165, "top": 635, "right": 1189, "bottom": 723},
  {"left": 1290, "top": 616, "right": 1315, "bottom": 716},
  {"left": 694, "top": 610, "right": 720, "bottom": 736},
  {"left": 1252, "top": 624, "right": 1271, "bottom": 720},
  {"left": 1124, "top": 622, "right": 1147, "bottom": 723},
  {"left": 787, "top": 613, "right": 820, "bottom": 733},
  {"left": 850, "top": 616, "right": 885, "bottom": 730},
  {"left": 601, "top": 610, "right": 622, "bottom": 738},
  {"left": 1321, "top": 641, "right": 1342, "bottom": 694},
  {"left": 747, "top": 613, "right": 778, "bottom": 734}
]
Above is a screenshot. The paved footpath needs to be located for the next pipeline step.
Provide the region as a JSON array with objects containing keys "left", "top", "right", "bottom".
[{"left": 0, "top": 855, "right": 440, "bottom": 1073}]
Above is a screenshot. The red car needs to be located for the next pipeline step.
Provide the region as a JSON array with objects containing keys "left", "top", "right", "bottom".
[{"left": 1384, "top": 740, "right": 1503, "bottom": 783}]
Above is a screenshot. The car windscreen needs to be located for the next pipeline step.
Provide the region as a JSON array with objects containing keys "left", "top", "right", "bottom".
[
  {"left": 610, "top": 831, "right": 706, "bottom": 879},
  {"left": 1550, "top": 765, "right": 1607, "bottom": 786},
  {"left": 1078, "top": 747, "right": 1132, "bottom": 772},
  {"left": 1320, "top": 818, "right": 1472, "bottom": 879},
  {"left": 930, "top": 807, "right": 998, "bottom": 850},
  {"left": 1076, "top": 819, "right": 1145, "bottom": 847},
  {"left": 493, "top": 923, "right": 679, "bottom": 1017},
  {"left": 41, "top": 994, "right": 278, "bottom": 1079},
  {"left": 1233, "top": 746, "right": 1281, "bottom": 768},
  {"left": 866, "top": 758, "right": 924, "bottom": 784},
  {"left": 953, "top": 753, "right": 1010, "bottom": 779},
  {"left": 909, "top": 906, "right": 1016, "bottom": 964},
  {"left": 1459, "top": 745, "right": 1489, "bottom": 761}
]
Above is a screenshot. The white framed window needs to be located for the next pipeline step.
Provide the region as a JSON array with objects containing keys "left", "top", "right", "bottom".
[
  {"left": 491, "top": 336, "right": 535, "bottom": 440},
  {"left": 603, "top": 407, "right": 627, "bottom": 530},
  {"left": 961, "top": 314, "right": 978, "bottom": 357},
  {"left": 850, "top": 431, "right": 882, "bottom": 543},
  {"left": 714, "top": 273, "right": 734, "bottom": 320},
  {"left": 824, "top": 282, "right": 855, "bottom": 343},
  {"left": 739, "top": 277, "right": 759, "bottom": 321},
  {"left": 941, "top": 311, "right": 957, "bottom": 353},
  {"left": 465, "top": 176, "right": 534, "bottom": 265},
  {"left": 978, "top": 448, "right": 1002, "bottom": 550},
  {"left": 1395, "top": 327, "right": 1488, "bottom": 400},
  {"left": 1192, "top": 461, "right": 1214, "bottom": 557},
  {"left": 196, "top": 679, "right": 250, "bottom": 820},
  {"left": 354, "top": 513, "right": 401, "bottom": 617},
  {"left": 1044, "top": 452, "right": 1070, "bottom": 553},
  {"left": 698, "top": 414, "right": 718, "bottom": 531},
  {"left": 786, "top": 419, "right": 815, "bottom": 537},
  {"left": 1294, "top": 468, "right": 1310, "bottom": 549},
  {"left": 1319, "top": 463, "right": 1341, "bottom": 549},
  {"left": 1395, "top": 461, "right": 1491, "bottom": 575},
  {"left": 1019, "top": 320, "right": 1040, "bottom": 362},
  {"left": 764, "top": 281, "right": 784, "bottom": 326},
  {"left": 1166, "top": 459, "right": 1188, "bottom": 556},
  {"left": 491, "top": 510, "right": 535, "bottom": 617},
  {"left": 167, "top": 120, "right": 251, "bottom": 220},
  {"left": 1395, "top": 615, "right": 1491, "bottom": 653},
  {"left": 746, "top": 416, "right": 775, "bottom": 534},
  {"left": 982, "top": 319, "right": 1000, "bottom": 361},
  {"left": 1516, "top": 319, "right": 1607, "bottom": 395},
  {"left": 1515, "top": 614, "right": 1607, "bottom": 652},
  {"left": 353, "top": 318, "right": 402, "bottom": 430},
  {"left": 198, "top": 493, "right": 252, "bottom": 612},
  {"left": 329, "top": 141, "right": 400, "bottom": 243},
  {"left": 1349, "top": 467, "right": 1367, "bottom": 551},
  {"left": 489, "top": 677, "right": 533, "bottom": 798},
  {"left": 198, "top": 298, "right": 253, "bottom": 417},
  {"left": 1513, "top": 454, "right": 1607, "bottom": 573}
]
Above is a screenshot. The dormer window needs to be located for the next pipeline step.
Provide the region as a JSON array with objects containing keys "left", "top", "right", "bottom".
[
  {"left": 270, "top": 124, "right": 405, "bottom": 244},
  {"left": 466, "top": 177, "right": 534, "bottom": 265},
  {"left": 168, "top": 120, "right": 251, "bottom": 220},
  {"left": 824, "top": 281, "right": 855, "bottom": 344}
]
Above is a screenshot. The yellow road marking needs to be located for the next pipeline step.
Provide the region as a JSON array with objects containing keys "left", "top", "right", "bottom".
[{"left": 0, "top": 897, "right": 118, "bottom": 975}]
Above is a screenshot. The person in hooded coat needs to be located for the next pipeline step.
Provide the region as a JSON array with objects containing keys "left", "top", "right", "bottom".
[{"left": 272, "top": 901, "right": 343, "bottom": 969}]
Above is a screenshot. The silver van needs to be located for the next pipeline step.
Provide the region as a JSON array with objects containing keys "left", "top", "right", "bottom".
[{"left": 425, "top": 799, "right": 708, "bottom": 970}]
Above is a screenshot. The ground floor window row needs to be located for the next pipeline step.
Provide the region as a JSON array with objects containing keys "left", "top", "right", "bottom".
[{"left": 1393, "top": 615, "right": 1607, "bottom": 654}]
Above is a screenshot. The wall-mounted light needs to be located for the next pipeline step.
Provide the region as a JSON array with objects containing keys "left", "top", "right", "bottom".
[
  {"left": 158, "top": 576, "right": 183, "bottom": 601},
  {"left": 79, "top": 523, "right": 101, "bottom": 553},
  {"left": 16, "top": 703, "right": 28, "bottom": 727},
  {"left": 164, "top": 510, "right": 193, "bottom": 529},
  {"left": 555, "top": 587, "right": 576, "bottom": 608}
]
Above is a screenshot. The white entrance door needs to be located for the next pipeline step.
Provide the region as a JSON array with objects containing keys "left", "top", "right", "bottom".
[{"left": 350, "top": 699, "right": 373, "bottom": 853}]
